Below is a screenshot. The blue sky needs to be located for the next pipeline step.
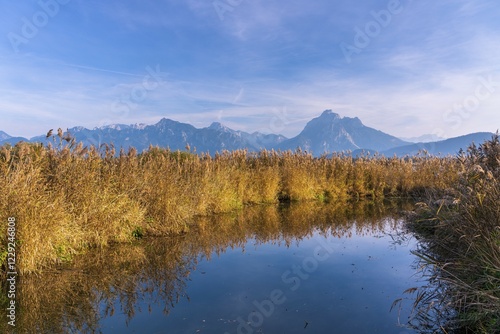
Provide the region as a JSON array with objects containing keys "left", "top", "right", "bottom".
[{"left": 1, "top": 0, "right": 499, "bottom": 139}]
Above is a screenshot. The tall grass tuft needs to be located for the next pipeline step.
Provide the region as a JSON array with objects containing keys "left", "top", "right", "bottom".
[
  {"left": 0, "top": 135, "right": 460, "bottom": 274},
  {"left": 407, "top": 133, "right": 500, "bottom": 333}
]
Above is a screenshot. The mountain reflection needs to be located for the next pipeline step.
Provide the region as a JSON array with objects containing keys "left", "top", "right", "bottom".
[{"left": 1, "top": 200, "right": 413, "bottom": 334}]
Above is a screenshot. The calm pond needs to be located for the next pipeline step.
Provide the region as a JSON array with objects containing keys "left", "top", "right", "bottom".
[{"left": 4, "top": 201, "right": 426, "bottom": 333}]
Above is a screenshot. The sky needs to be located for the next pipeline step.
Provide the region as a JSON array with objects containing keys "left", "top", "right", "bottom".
[{"left": 1, "top": 0, "right": 499, "bottom": 140}]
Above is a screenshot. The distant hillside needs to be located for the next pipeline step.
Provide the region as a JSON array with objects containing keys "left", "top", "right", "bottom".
[
  {"left": 381, "top": 132, "right": 496, "bottom": 156},
  {"left": 0, "top": 130, "right": 29, "bottom": 146},
  {"left": 0, "top": 131, "right": 11, "bottom": 141},
  {"left": 400, "top": 134, "right": 445, "bottom": 143}
]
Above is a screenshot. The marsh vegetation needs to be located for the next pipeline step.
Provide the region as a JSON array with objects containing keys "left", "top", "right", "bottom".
[
  {"left": 406, "top": 134, "right": 500, "bottom": 333},
  {"left": 0, "top": 133, "right": 499, "bottom": 333},
  {"left": 0, "top": 135, "right": 457, "bottom": 274}
]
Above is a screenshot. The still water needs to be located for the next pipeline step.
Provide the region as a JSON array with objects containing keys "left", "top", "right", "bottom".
[{"left": 4, "top": 201, "right": 423, "bottom": 333}]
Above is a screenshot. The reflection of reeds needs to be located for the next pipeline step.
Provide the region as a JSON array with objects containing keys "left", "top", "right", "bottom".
[
  {"left": 0, "top": 201, "right": 408, "bottom": 334},
  {"left": 406, "top": 134, "right": 500, "bottom": 333},
  {"left": 0, "top": 237, "right": 197, "bottom": 334},
  {"left": 0, "top": 138, "right": 458, "bottom": 274}
]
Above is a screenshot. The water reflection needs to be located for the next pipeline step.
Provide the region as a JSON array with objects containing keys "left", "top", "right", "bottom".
[{"left": 1, "top": 200, "right": 418, "bottom": 334}]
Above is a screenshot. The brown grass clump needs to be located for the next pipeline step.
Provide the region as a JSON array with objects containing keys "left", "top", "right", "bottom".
[
  {"left": 0, "top": 134, "right": 460, "bottom": 274},
  {"left": 407, "top": 133, "right": 500, "bottom": 333}
]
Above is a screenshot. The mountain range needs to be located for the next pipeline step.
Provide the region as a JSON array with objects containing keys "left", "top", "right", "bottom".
[
  {"left": 400, "top": 134, "right": 445, "bottom": 143},
  {"left": 1, "top": 110, "right": 495, "bottom": 157}
]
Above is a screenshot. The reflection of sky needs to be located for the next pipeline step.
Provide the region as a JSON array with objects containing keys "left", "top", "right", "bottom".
[{"left": 99, "top": 220, "right": 421, "bottom": 333}]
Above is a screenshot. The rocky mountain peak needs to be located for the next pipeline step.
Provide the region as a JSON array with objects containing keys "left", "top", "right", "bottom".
[
  {"left": 208, "top": 122, "right": 227, "bottom": 131},
  {"left": 319, "top": 109, "right": 341, "bottom": 119}
]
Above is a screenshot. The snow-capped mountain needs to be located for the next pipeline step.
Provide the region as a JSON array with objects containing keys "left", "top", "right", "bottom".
[
  {"left": 382, "top": 132, "right": 496, "bottom": 156},
  {"left": 25, "top": 117, "right": 288, "bottom": 153},
  {"left": 0, "top": 110, "right": 494, "bottom": 157}
]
